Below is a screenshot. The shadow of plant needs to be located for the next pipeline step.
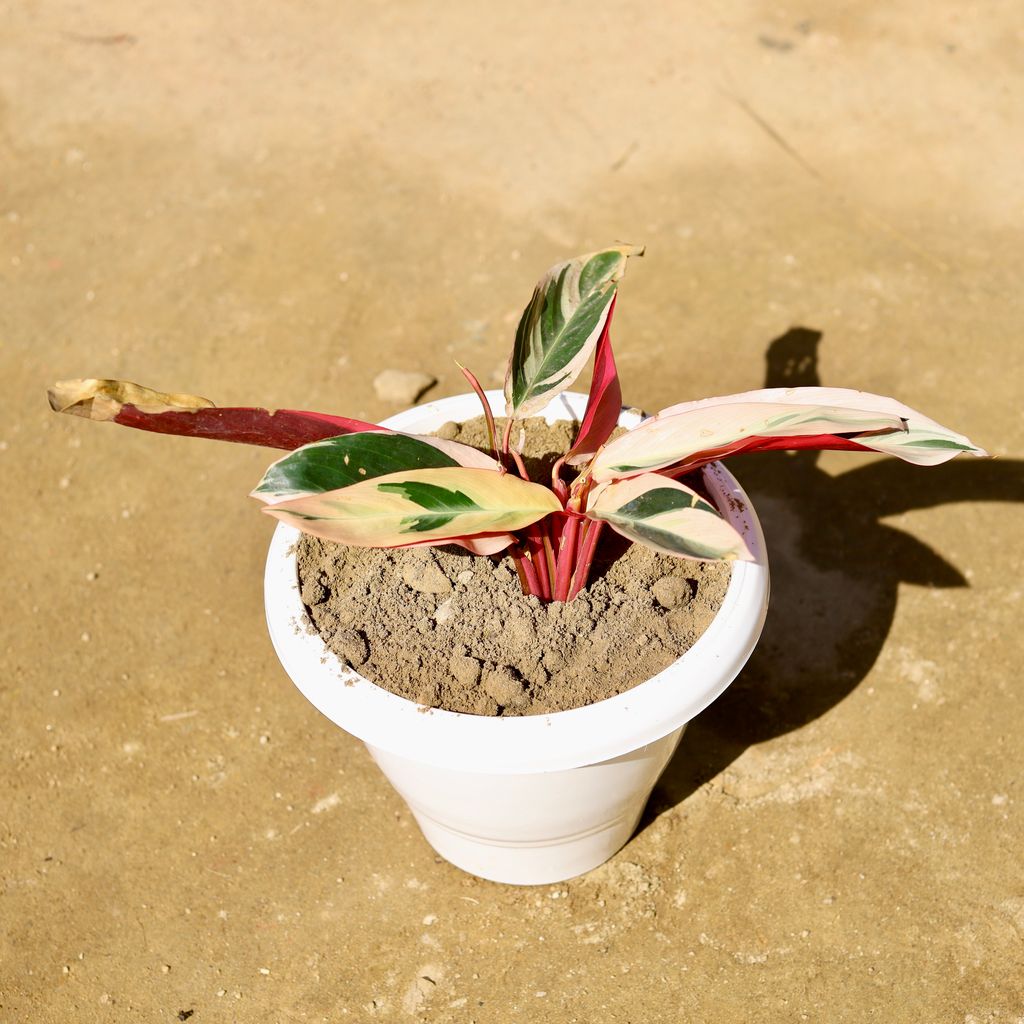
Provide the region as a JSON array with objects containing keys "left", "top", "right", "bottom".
[{"left": 639, "top": 327, "right": 1024, "bottom": 825}]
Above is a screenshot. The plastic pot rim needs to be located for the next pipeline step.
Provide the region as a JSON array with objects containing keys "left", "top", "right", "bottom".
[{"left": 264, "top": 390, "right": 770, "bottom": 775}]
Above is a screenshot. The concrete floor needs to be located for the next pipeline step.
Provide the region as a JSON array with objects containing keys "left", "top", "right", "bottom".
[{"left": 2, "top": 2, "right": 1022, "bottom": 1020}]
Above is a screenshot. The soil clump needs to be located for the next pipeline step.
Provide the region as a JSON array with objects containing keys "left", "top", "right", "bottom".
[{"left": 296, "top": 416, "right": 731, "bottom": 715}]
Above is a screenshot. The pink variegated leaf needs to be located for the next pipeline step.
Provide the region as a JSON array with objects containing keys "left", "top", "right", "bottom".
[
  {"left": 564, "top": 294, "right": 623, "bottom": 467},
  {"left": 592, "top": 387, "right": 987, "bottom": 482},
  {"left": 48, "top": 378, "right": 383, "bottom": 450},
  {"left": 586, "top": 473, "right": 753, "bottom": 563},
  {"left": 263, "top": 467, "right": 561, "bottom": 550},
  {"left": 251, "top": 431, "right": 502, "bottom": 503},
  {"left": 505, "top": 245, "right": 642, "bottom": 418}
]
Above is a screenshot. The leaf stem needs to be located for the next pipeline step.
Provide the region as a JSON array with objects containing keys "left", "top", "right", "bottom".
[
  {"left": 508, "top": 446, "right": 531, "bottom": 481},
  {"left": 551, "top": 455, "right": 569, "bottom": 504},
  {"left": 541, "top": 523, "right": 557, "bottom": 596},
  {"left": 511, "top": 543, "right": 542, "bottom": 597},
  {"left": 553, "top": 514, "right": 579, "bottom": 601},
  {"left": 501, "top": 416, "right": 515, "bottom": 458},
  {"left": 456, "top": 362, "right": 500, "bottom": 465},
  {"left": 568, "top": 519, "right": 605, "bottom": 600},
  {"left": 525, "top": 525, "right": 551, "bottom": 600},
  {"left": 510, "top": 550, "right": 530, "bottom": 595}
]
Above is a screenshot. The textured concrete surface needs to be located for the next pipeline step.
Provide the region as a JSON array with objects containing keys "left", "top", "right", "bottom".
[{"left": 2, "top": 2, "right": 1023, "bottom": 1020}]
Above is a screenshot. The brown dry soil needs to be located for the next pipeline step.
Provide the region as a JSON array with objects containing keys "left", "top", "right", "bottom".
[
  {"left": 300, "top": 538, "right": 727, "bottom": 716},
  {"left": 298, "top": 416, "right": 729, "bottom": 715},
  {"left": 3, "top": 2, "right": 1023, "bottom": 1021}
]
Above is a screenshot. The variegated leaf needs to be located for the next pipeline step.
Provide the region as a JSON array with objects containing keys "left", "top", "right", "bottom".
[
  {"left": 504, "top": 245, "right": 642, "bottom": 418},
  {"left": 251, "top": 431, "right": 501, "bottom": 503},
  {"left": 592, "top": 387, "right": 987, "bottom": 482},
  {"left": 587, "top": 474, "right": 753, "bottom": 562},
  {"left": 263, "top": 467, "right": 562, "bottom": 548},
  {"left": 48, "top": 378, "right": 382, "bottom": 450}
]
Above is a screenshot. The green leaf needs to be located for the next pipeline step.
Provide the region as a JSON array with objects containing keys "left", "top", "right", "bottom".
[
  {"left": 899, "top": 438, "right": 974, "bottom": 451},
  {"left": 263, "top": 466, "right": 562, "bottom": 549},
  {"left": 252, "top": 431, "right": 503, "bottom": 503},
  {"left": 587, "top": 475, "right": 752, "bottom": 563},
  {"left": 377, "top": 480, "right": 480, "bottom": 533},
  {"left": 253, "top": 432, "right": 458, "bottom": 500},
  {"left": 504, "top": 245, "right": 642, "bottom": 418},
  {"left": 617, "top": 488, "right": 717, "bottom": 519},
  {"left": 592, "top": 386, "right": 987, "bottom": 481}
]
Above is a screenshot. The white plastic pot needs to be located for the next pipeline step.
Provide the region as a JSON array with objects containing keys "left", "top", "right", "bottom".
[{"left": 264, "top": 391, "right": 769, "bottom": 885}]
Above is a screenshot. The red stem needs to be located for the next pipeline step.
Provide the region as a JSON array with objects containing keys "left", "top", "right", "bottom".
[
  {"left": 553, "top": 515, "right": 580, "bottom": 601},
  {"left": 568, "top": 520, "right": 605, "bottom": 600},
  {"left": 510, "top": 551, "right": 530, "bottom": 595},
  {"left": 508, "top": 446, "right": 531, "bottom": 481},
  {"left": 541, "top": 524, "right": 557, "bottom": 595},
  {"left": 551, "top": 456, "right": 569, "bottom": 504},
  {"left": 525, "top": 525, "right": 552, "bottom": 600},
  {"left": 456, "top": 362, "right": 500, "bottom": 465},
  {"left": 512, "top": 544, "right": 542, "bottom": 597}
]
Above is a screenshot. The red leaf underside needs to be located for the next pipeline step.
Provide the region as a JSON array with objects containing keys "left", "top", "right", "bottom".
[
  {"left": 113, "top": 405, "right": 385, "bottom": 450},
  {"left": 567, "top": 294, "right": 622, "bottom": 461},
  {"left": 663, "top": 432, "right": 877, "bottom": 476}
]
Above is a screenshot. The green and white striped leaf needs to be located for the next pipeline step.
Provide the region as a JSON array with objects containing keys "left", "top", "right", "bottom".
[
  {"left": 592, "top": 387, "right": 987, "bottom": 482},
  {"left": 587, "top": 474, "right": 753, "bottom": 563},
  {"left": 251, "top": 431, "right": 500, "bottom": 503},
  {"left": 504, "top": 245, "right": 642, "bottom": 418},
  {"left": 263, "top": 467, "right": 562, "bottom": 549}
]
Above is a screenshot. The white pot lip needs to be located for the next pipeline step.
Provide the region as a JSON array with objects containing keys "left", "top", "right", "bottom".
[{"left": 264, "top": 390, "right": 770, "bottom": 775}]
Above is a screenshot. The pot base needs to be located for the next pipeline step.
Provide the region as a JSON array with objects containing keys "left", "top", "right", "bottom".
[{"left": 367, "top": 727, "right": 684, "bottom": 886}]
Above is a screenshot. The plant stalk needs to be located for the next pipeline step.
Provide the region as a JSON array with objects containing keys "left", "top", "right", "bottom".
[
  {"left": 456, "top": 362, "right": 500, "bottom": 465},
  {"left": 524, "top": 525, "right": 552, "bottom": 600},
  {"left": 511, "top": 544, "right": 542, "bottom": 597},
  {"left": 568, "top": 519, "right": 605, "bottom": 600},
  {"left": 553, "top": 514, "right": 580, "bottom": 601}
]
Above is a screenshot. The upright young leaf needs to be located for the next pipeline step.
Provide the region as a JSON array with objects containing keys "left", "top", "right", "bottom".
[
  {"left": 592, "top": 387, "right": 987, "bottom": 482},
  {"left": 504, "top": 245, "right": 642, "bottom": 419},
  {"left": 563, "top": 295, "right": 623, "bottom": 467},
  {"left": 251, "top": 432, "right": 501, "bottom": 503},
  {"left": 48, "top": 378, "right": 382, "bottom": 450},
  {"left": 263, "top": 467, "right": 562, "bottom": 549},
  {"left": 587, "top": 474, "right": 753, "bottom": 563}
]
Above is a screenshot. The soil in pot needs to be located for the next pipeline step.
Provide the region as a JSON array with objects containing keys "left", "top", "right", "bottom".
[{"left": 296, "top": 417, "right": 731, "bottom": 716}]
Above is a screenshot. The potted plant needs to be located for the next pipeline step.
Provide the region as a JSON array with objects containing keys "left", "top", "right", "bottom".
[{"left": 49, "top": 246, "right": 985, "bottom": 885}]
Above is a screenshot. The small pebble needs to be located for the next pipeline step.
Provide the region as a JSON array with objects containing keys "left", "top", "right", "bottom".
[
  {"left": 449, "top": 654, "right": 481, "bottom": 688},
  {"left": 433, "top": 598, "right": 456, "bottom": 625},
  {"left": 402, "top": 563, "right": 452, "bottom": 596},
  {"left": 653, "top": 576, "right": 692, "bottom": 610},
  {"left": 482, "top": 666, "right": 526, "bottom": 708},
  {"left": 334, "top": 629, "right": 369, "bottom": 666}
]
